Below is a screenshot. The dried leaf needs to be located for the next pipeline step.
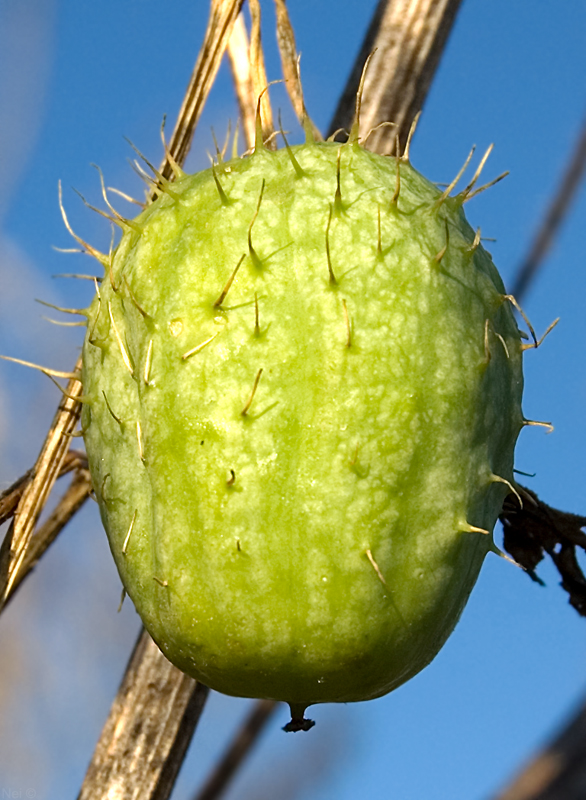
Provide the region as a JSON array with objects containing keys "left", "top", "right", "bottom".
[{"left": 501, "top": 487, "right": 586, "bottom": 615}]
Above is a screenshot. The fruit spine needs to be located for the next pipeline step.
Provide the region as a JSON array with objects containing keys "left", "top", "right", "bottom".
[{"left": 79, "top": 124, "right": 524, "bottom": 730}]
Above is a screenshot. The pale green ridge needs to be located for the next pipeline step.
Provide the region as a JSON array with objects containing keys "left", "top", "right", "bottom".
[{"left": 81, "top": 141, "right": 523, "bottom": 707}]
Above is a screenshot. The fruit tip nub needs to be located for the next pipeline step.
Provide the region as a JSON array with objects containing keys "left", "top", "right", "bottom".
[{"left": 284, "top": 704, "right": 315, "bottom": 732}]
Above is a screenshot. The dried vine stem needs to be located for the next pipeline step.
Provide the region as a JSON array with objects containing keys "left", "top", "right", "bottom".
[
  {"left": 512, "top": 114, "right": 586, "bottom": 301},
  {"left": 249, "top": 0, "right": 275, "bottom": 146},
  {"left": 328, "top": 0, "right": 464, "bottom": 154},
  {"left": 273, "top": 0, "right": 305, "bottom": 126},
  {"left": 160, "top": 0, "right": 245, "bottom": 180},
  {"left": 228, "top": 4, "right": 280, "bottom": 152},
  {"left": 0, "top": 448, "right": 91, "bottom": 611},
  {"left": 78, "top": 630, "right": 210, "bottom": 800},
  {"left": 272, "top": 0, "right": 322, "bottom": 140},
  {"left": 0, "top": 358, "right": 83, "bottom": 610},
  {"left": 0, "top": 448, "right": 86, "bottom": 527},
  {"left": 4, "top": 466, "right": 92, "bottom": 607},
  {"left": 228, "top": 13, "right": 257, "bottom": 149},
  {"left": 492, "top": 693, "right": 586, "bottom": 800},
  {"left": 193, "top": 699, "right": 278, "bottom": 800}
]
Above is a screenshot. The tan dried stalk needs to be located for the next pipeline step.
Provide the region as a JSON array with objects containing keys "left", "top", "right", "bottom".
[
  {"left": 160, "top": 0, "right": 246, "bottom": 179},
  {"left": 228, "top": 13, "right": 257, "bottom": 150},
  {"left": 272, "top": 0, "right": 322, "bottom": 140},
  {"left": 249, "top": 0, "right": 275, "bottom": 146},
  {"left": 0, "top": 448, "right": 86, "bottom": 527},
  {"left": 328, "top": 0, "right": 464, "bottom": 153},
  {"left": 77, "top": 632, "right": 210, "bottom": 800},
  {"left": 0, "top": 361, "right": 83, "bottom": 609},
  {"left": 5, "top": 466, "right": 92, "bottom": 606}
]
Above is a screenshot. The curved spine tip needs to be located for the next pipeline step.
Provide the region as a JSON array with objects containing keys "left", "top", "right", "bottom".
[
  {"left": 402, "top": 111, "right": 421, "bottom": 162},
  {"left": 491, "top": 474, "right": 523, "bottom": 508},
  {"left": 0, "top": 354, "right": 80, "bottom": 381},
  {"left": 58, "top": 181, "right": 108, "bottom": 266},
  {"left": 214, "top": 254, "right": 246, "bottom": 307},
  {"left": 349, "top": 50, "right": 377, "bottom": 144}
]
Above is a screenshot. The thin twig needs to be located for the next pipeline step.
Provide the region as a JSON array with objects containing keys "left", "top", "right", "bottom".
[
  {"left": 511, "top": 115, "right": 586, "bottom": 301},
  {"left": 0, "top": 359, "right": 83, "bottom": 610},
  {"left": 228, "top": 13, "right": 256, "bottom": 150},
  {"left": 3, "top": 467, "right": 92, "bottom": 607},
  {"left": 491, "top": 692, "right": 586, "bottom": 800},
  {"left": 160, "top": 0, "right": 245, "bottom": 180},
  {"left": 327, "top": 0, "right": 464, "bottom": 155},
  {"left": 193, "top": 699, "right": 278, "bottom": 800},
  {"left": 0, "top": 448, "right": 87, "bottom": 527}
]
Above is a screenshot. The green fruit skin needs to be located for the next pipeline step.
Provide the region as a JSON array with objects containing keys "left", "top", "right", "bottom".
[{"left": 81, "top": 141, "right": 523, "bottom": 708}]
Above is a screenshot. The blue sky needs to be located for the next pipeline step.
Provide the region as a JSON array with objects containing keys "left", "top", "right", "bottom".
[{"left": 0, "top": 1, "right": 585, "bottom": 799}]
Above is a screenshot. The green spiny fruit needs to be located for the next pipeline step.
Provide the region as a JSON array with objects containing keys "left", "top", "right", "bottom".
[{"left": 81, "top": 136, "right": 524, "bottom": 730}]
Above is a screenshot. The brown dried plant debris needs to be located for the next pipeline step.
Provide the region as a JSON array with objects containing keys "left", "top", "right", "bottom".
[{"left": 500, "top": 487, "right": 586, "bottom": 616}]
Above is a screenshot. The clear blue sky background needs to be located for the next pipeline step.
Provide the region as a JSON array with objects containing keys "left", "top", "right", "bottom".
[{"left": 0, "top": 1, "right": 585, "bottom": 799}]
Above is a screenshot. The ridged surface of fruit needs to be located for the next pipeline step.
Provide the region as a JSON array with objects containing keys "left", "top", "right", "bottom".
[{"left": 81, "top": 141, "right": 523, "bottom": 710}]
